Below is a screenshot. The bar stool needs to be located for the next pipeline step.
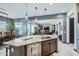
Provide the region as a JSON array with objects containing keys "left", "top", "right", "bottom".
[{"left": 6, "top": 45, "right": 11, "bottom": 56}]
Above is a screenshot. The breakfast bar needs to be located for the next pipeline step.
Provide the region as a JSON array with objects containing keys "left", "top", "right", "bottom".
[{"left": 3, "top": 35, "right": 58, "bottom": 56}]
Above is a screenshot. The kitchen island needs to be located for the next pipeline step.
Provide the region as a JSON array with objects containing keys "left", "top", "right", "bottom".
[{"left": 3, "top": 35, "right": 58, "bottom": 56}]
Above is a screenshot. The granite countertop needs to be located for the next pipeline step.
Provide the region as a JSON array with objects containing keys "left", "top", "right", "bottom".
[{"left": 3, "top": 35, "right": 58, "bottom": 47}]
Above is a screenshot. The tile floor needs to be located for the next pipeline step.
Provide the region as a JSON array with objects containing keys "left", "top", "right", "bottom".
[
  {"left": 52, "top": 41, "right": 79, "bottom": 56},
  {"left": 0, "top": 41, "right": 79, "bottom": 56}
]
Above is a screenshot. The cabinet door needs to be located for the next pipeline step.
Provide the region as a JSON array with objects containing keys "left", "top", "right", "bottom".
[
  {"left": 27, "top": 44, "right": 32, "bottom": 56},
  {"left": 42, "top": 41, "right": 50, "bottom": 56},
  {"left": 50, "top": 40, "right": 55, "bottom": 53},
  {"left": 27, "top": 42, "right": 41, "bottom": 56},
  {"left": 9, "top": 46, "right": 25, "bottom": 56},
  {"left": 50, "top": 39, "right": 57, "bottom": 54},
  {"left": 54, "top": 39, "right": 57, "bottom": 52}
]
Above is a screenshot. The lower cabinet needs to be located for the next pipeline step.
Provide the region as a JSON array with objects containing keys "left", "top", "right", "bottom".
[
  {"left": 42, "top": 41, "right": 50, "bottom": 56},
  {"left": 6, "top": 39, "right": 57, "bottom": 56},
  {"left": 6, "top": 45, "right": 27, "bottom": 56},
  {"left": 41, "top": 39, "right": 57, "bottom": 56},
  {"left": 27, "top": 42, "right": 41, "bottom": 56},
  {"left": 50, "top": 39, "right": 57, "bottom": 54}
]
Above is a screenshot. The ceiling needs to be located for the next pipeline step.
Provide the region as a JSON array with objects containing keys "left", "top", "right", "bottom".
[
  {"left": 0, "top": 3, "right": 74, "bottom": 18},
  {"left": 0, "top": 3, "right": 26, "bottom": 18},
  {"left": 27, "top": 3, "right": 74, "bottom": 17}
]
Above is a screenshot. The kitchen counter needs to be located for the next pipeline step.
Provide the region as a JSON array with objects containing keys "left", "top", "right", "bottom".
[
  {"left": 3, "top": 35, "right": 58, "bottom": 47},
  {"left": 4, "top": 35, "right": 58, "bottom": 56}
]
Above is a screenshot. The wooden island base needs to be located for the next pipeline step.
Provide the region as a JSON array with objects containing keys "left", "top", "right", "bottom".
[{"left": 6, "top": 38, "right": 58, "bottom": 56}]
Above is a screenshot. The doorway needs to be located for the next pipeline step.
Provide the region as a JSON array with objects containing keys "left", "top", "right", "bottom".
[
  {"left": 69, "top": 18, "right": 74, "bottom": 43},
  {"left": 58, "top": 19, "right": 63, "bottom": 41}
]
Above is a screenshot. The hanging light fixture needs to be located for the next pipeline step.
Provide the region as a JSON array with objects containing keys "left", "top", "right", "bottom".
[
  {"left": 34, "top": 17, "right": 38, "bottom": 22},
  {"left": 34, "top": 6, "right": 38, "bottom": 22},
  {"left": 25, "top": 13, "right": 28, "bottom": 20},
  {"left": 25, "top": 3, "right": 28, "bottom": 20},
  {"left": 44, "top": 8, "right": 47, "bottom": 15}
]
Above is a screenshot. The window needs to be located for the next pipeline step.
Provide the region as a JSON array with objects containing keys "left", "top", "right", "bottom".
[
  {"left": 31, "top": 24, "right": 36, "bottom": 34},
  {"left": 27, "top": 23, "right": 31, "bottom": 35},
  {"left": 15, "top": 22, "right": 22, "bottom": 35},
  {"left": 0, "top": 21, "right": 7, "bottom": 32},
  {"left": 27, "top": 23, "right": 36, "bottom": 35}
]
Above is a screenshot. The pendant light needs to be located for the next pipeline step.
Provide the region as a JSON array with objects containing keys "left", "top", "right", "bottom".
[
  {"left": 34, "top": 6, "right": 38, "bottom": 22},
  {"left": 44, "top": 8, "right": 47, "bottom": 16},
  {"left": 25, "top": 3, "right": 28, "bottom": 20}
]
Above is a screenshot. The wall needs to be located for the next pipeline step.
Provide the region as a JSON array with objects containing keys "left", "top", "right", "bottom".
[
  {"left": 67, "top": 7, "right": 74, "bottom": 43},
  {"left": 75, "top": 4, "right": 79, "bottom": 50},
  {"left": 29, "top": 13, "right": 67, "bottom": 43},
  {"left": 74, "top": 4, "right": 79, "bottom": 50},
  {"left": 66, "top": 4, "right": 79, "bottom": 50}
]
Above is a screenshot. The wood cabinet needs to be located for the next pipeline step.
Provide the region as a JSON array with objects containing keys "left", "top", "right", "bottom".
[
  {"left": 42, "top": 41, "right": 50, "bottom": 56},
  {"left": 6, "top": 39, "right": 57, "bottom": 56},
  {"left": 50, "top": 41, "right": 55, "bottom": 53},
  {"left": 27, "top": 42, "right": 41, "bottom": 56},
  {"left": 50, "top": 39, "right": 57, "bottom": 54},
  {"left": 41, "top": 39, "right": 57, "bottom": 56},
  {"left": 6, "top": 45, "right": 27, "bottom": 56},
  {"left": 27, "top": 39, "right": 57, "bottom": 56}
]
